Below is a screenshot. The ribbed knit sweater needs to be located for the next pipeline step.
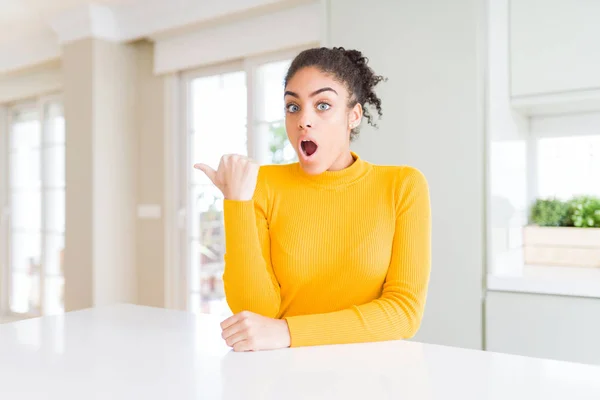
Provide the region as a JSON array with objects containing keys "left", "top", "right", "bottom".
[{"left": 222, "top": 152, "right": 431, "bottom": 347}]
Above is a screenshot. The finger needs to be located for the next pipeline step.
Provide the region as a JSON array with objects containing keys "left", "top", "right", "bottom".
[
  {"left": 220, "top": 312, "right": 244, "bottom": 330},
  {"left": 193, "top": 163, "right": 217, "bottom": 183},
  {"left": 221, "top": 320, "right": 244, "bottom": 340},
  {"left": 224, "top": 330, "right": 248, "bottom": 347},
  {"left": 222, "top": 154, "right": 236, "bottom": 165},
  {"left": 224, "top": 154, "right": 247, "bottom": 164},
  {"left": 243, "top": 158, "right": 254, "bottom": 171},
  {"left": 233, "top": 340, "right": 255, "bottom": 352}
]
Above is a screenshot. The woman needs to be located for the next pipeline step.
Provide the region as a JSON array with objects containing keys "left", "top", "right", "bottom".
[{"left": 195, "top": 47, "right": 431, "bottom": 352}]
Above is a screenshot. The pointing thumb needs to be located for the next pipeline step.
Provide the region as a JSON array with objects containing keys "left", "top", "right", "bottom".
[{"left": 194, "top": 163, "right": 217, "bottom": 184}]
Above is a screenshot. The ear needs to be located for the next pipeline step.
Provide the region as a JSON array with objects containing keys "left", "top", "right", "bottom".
[{"left": 348, "top": 102, "right": 363, "bottom": 130}]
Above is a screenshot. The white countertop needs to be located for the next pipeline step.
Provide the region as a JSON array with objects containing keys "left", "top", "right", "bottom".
[
  {"left": 1, "top": 304, "right": 600, "bottom": 399},
  {"left": 488, "top": 250, "right": 600, "bottom": 298},
  {"left": 488, "top": 264, "right": 600, "bottom": 298}
]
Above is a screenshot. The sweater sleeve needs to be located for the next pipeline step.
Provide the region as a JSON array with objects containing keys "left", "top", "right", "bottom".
[
  {"left": 222, "top": 168, "right": 281, "bottom": 317},
  {"left": 284, "top": 168, "right": 431, "bottom": 347}
]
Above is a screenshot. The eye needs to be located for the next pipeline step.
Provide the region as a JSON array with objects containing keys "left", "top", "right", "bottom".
[
  {"left": 317, "top": 102, "right": 331, "bottom": 111},
  {"left": 286, "top": 104, "right": 299, "bottom": 113}
]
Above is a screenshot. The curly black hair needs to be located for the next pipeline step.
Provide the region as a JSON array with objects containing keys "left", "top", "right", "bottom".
[{"left": 284, "top": 47, "right": 386, "bottom": 141}]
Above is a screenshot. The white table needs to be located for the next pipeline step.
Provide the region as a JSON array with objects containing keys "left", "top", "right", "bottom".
[{"left": 1, "top": 304, "right": 599, "bottom": 399}]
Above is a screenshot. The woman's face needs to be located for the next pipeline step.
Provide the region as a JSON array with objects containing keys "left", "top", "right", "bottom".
[{"left": 284, "top": 67, "right": 362, "bottom": 174}]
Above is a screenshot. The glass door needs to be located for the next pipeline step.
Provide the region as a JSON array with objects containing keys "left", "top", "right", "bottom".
[
  {"left": 186, "top": 69, "right": 247, "bottom": 316},
  {"left": 181, "top": 53, "right": 300, "bottom": 315},
  {"left": 6, "top": 99, "right": 65, "bottom": 317}
]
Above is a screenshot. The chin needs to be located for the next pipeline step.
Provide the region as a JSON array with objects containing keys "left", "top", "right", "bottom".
[
  {"left": 299, "top": 162, "right": 326, "bottom": 175},
  {"left": 296, "top": 153, "right": 328, "bottom": 175}
]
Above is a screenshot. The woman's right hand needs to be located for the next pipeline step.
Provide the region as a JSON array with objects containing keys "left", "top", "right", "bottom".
[{"left": 194, "top": 154, "right": 259, "bottom": 201}]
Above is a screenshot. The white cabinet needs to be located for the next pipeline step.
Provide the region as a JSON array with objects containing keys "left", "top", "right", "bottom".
[
  {"left": 510, "top": 0, "right": 600, "bottom": 97},
  {"left": 509, "top": 0, "right": 600, "bottom": 115},
  {"left": 486, "top": 291, "right": 600, "bottom": 366}
]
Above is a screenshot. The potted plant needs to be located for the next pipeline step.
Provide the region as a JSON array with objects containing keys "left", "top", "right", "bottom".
[{"left": 524, "top": 196, "right": 600, "bottom": 267}]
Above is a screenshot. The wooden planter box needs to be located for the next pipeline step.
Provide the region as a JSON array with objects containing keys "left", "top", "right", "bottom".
[{"left": 523, "top": 226, "right": 600, "bottom": 268}]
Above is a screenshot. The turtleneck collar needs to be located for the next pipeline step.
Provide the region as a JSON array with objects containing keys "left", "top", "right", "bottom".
[{"left": 294, "top": 151, "right": 372, "bottom": 189}]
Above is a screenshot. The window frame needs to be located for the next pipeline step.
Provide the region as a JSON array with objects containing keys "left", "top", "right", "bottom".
[{"left": 486, "top": 112, "right": 600, "bottom": 280}]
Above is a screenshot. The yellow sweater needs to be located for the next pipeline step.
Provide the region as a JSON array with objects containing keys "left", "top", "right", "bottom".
[{"left": 222, "top": 152, "right": 431, "bottom": 347}]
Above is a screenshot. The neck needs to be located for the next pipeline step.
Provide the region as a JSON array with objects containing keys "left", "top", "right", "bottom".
[
  {"left": 294, "top": 150, "right": 371, "bottom": 189},
  {"left": 328, "top": 150, "right": 355, "bottom": 171}
]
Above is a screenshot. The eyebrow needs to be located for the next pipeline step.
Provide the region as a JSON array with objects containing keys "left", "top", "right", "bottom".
[{"left": 284, "top": 87, "right": 338, "bottom": 98}]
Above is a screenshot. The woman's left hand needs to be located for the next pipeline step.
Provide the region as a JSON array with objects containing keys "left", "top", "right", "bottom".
[{"left": 220, "top": 311, "right": 291, "bottom": 352}]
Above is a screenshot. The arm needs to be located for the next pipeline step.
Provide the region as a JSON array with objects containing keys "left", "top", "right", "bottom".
[
  {"left": 222, "top": 168, "right": 281, "bottom": 317},
  {"left": 284, "top": 168, "right": 431, "bottom": 347}
]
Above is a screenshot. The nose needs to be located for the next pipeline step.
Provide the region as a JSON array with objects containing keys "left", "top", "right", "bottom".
[
  {"left": 298, "top": 121, "right": 312, "bottom": 129},
  {"left": 298, "top": 112, "right": 312, "bottom": 130}
]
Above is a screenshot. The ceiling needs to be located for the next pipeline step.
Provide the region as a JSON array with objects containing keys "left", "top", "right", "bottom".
[
  {"left": 0, "top": 0, "right": 305, "bottom": 74},
  {"left": 0, "top": 0, "right": 136, "bottom": 44}
]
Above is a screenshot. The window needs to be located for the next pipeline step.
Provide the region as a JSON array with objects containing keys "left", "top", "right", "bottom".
[
  {"left": 1, "top": 98, "right": 65, "bottom": 318},
  {"left": 180, "top": 52, "right": 299, "bottom": 315},
  {"left": 536, "top": 135, "right": 600, "bottom": 200},
  {"left": 488, "top": 112, "right": 600, "bottom": 275}
]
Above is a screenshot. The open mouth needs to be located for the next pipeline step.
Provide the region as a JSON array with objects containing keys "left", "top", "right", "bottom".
[{"left": 300, "top": 140, "right": 318, "bottom": 157}]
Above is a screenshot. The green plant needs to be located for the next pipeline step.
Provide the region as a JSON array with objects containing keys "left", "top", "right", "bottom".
[
  {"left": 529, "top": 198, "right": 570, "bottom": 227},
  {"left": 565, "top": 196, "right": 600, "bottom": 228},
  {"left": 529, "top": 195, "right": 600, "bottom": 228}
]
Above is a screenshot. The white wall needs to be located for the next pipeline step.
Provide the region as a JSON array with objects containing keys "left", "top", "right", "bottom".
[
  {"left": 136, "top": 42, "right": 166, "bottom": 307},
  {"left": 327, "top": 0, "right": 486, "bottom": 350},
  {"left": 510, "top": 0, "right": 600, "bottom": 97},
  {"left": 92, "top": 39, "right": 138, "bottom": 306},
  {"left": 63, "top": 39, "right": 94, "bottom": 310},
  {"left": 63, "top": 38, "right": 138, "bottom": 310}
]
